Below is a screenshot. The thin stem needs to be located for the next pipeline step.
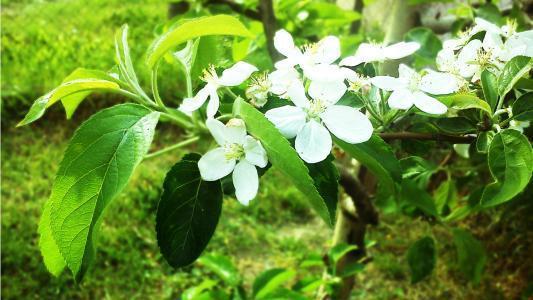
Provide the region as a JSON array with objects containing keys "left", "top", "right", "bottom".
[
  {"left": 143, "top": 136, "right": 200, "bottom": 160},
  {"left": 151, "top": 63, "right": 166, "bottom": 109},
  {"left": 225, "top": 87, "right": 239, "bottom": 99},
  {"left": 378, "top": 132, "right": 475, "bottom": 144},
  {"left": 160, "top": 112, "right": 194, "bottom": 129}
]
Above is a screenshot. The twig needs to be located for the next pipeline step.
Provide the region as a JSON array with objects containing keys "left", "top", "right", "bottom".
[
  {"left": 378, "top": 132, "right": 475, "bottom": 144},
  {"left": 259, "top": 0, "right": 283, "bottom": 62},
  {"left": 207, "top": 0, "right": 261, "bottom": 20}
]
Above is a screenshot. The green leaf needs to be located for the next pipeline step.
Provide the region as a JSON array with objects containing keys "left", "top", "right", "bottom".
[
  {"left": 182, "top": 280, "right": 217, "bottom": 300},
  {"left": 38, "top": 199, "right": 66, "bottom": 277},
  {"left": 334, "top": 135, "right": 402, "bottom": 196},
  {"left": 405, "top": 27, "right": 442, "bottom": 68},
  {"left": 435, "top": 117, "right": 476, "bottom": 134},
  {"left": 512, "top": 92, "right": 533, "bottom": 121},
  {"left": 147, "top": 15, "right": 253, "bottom": 68},
  {"left": 48, "top": 104, "right": 159, "bottom": 280},
  {"left": 480, "top": 69, "right": 499, "bottom": 111},
  {"left": 18, "top": 79, "right": 121, "bottom": 126},
  {"left": 198, "top": 254, "right": 241, "bottom": 286},
  {"left": 328, "top": 243, "right": 358, "bottom": 275},
  {"left": 434, "top": 179, "right": 457, "bottom": 214},
  {"left": 498, "top": 56, "right": 532, "bottom": 97},
  {"left": 400, "top": 156, "right": 438, "bottom": 187},
  {"left": 60, "top": 68, "right": 124, "bottom": 119},
  {"left": 157, "top": 154, "right": 223, "bottom": 268},
  {"left": 438, "top": 93, "right": 492, "bottom": 115},
  {"left": 476, "top": 131, "right": 495, "bottom": 154},
  {"left": 452, "top": 228, "right": 486, "bottom": 284},
  {"left": 407, "top": 236, "right": 436, "bottom": 283},
  {"left": 306, "top": 155, "right": 339, "bottom": 224},
  {"left": 253, "top": 268, "right": 296, "bottom": 299},
  {"left": 232, "top": 98, "right": 333, "bottom": 226},
  {"left": 400, "top": 179, "right": 438, "bottom": 217},
  {"left": 481, "top": 130, "right": 533, "bottom": 207}
]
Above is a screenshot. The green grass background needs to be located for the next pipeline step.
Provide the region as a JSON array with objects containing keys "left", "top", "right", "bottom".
[{"left": 2, "top": 0, "right": 532, "bottom": 299}]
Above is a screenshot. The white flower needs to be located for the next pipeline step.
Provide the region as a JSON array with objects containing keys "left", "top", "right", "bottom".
[
  {"left": 273, "top": 29, "right": 341, "bottom": 77},
  {"left": 265, "top": 79, "right": 373, "bottom": 163},
  {"left": 509, "top": 120, "right": 530, "bottom": 133},
  {"left": 339, "top": 41, "right": 420, "bottom": 67},
  {"left": 370, "top": 64, "right": 461, "bottom": 114},
  {"left": 268, "top": 67, "right": 302, "bottom": 98},
  {"left": 246, "top": 72, "right": 271, "bottom": 108},
  {"left": 198, "top": 118, "right": 268, "bottom": 205},
  {"left": 179, "top": 62, "right": 258, "bottom": 118}
]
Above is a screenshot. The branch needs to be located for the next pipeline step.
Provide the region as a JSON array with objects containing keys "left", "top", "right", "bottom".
[
  {"left": 338, "top": 167, "right": 378, "bottom": 226},
  {"left": 259, "top": 0, "right": 283, "bottom": 62},
  {"left": 378, "top": 132, "right": 476, "bottom": 144},
  {"left": 206, "top": 0, "right": 261, "bottom": 20}
]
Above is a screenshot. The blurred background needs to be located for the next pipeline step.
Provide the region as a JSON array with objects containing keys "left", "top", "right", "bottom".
[{"left": 2, "top": 0, "right": 532, "bottom": 299}]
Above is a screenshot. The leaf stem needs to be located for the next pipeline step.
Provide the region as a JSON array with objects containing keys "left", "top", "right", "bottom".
[
  {"left": 143, "top": 136, "right": 200, "bottom": 160},
  {"left": 151, "top": 63, "right": 166, "bottom": 109}
]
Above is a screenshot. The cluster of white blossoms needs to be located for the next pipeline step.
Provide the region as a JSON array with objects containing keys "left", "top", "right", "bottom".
[
  {"left": 437, "top": 18, "right": 533, "bottom": 82},
  {"left": 179, "top": 20, "right": 532, "bottom": 204}
]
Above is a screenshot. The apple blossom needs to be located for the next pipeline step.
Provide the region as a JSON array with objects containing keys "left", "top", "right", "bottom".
[
  {"left": 179, "top": 62, "right": 258, "bottom": 118},
  {"left": 339, "top": 41, "right": 420, "bottom": 67},
  {"left": 198, "top": 118, "right": 268, "bottom": 205},
  {"left": 265, "top": 76, "right": 373, "bottom": 164},
  {"left": 370, "top": 64, "right": 460, "bottom": 114}
]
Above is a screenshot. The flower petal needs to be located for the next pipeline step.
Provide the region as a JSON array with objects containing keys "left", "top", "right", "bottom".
[
  {"left": 473, "top": 17, "right": 502, "bottom": 35},
  {"left": 286, "top": 79, "right": 310, "bottom": 108},
  {"left": 206, "top": 118, "right": 227, "bottom": 145},
  {"left": 198, "top": 148, "right": 236, "bottom": 181},
  {"left": 483, "top": 32, "right": 503, "bottom": 52},
  {"left": 321, "top": 105, "right": 373, "bottom": 144},
  {"left": 370, "top": 76, "right": 405, "bottom": 91},
  {"left": 232, "top": 160, "right": 258, "bottom": 205},
  {"left": 206, "top": 87, "right": 220, "bottom": 118},
  {"left": 419, "top": 71, "right": 461, "bottom": 94},
  {"left": 398, "top": 64, "right": 418, "bottom": 80},
  {"left": 274, "top": 29, "right": 301, "bottom": 58},
  {"left": 179, "top": 85, "right": 211, "bottom": 115},
  {"left": 224, "top": 118, "right": 247, "bottom": 144},
  {"left": 354, "top": 43, "right": 384, "bottom": 63},
  {"left": 412, "top": 91, "right": 447, "bottom": 115},
  {"left": 295, "top": 120, "right": 332, "bottom": 163},
  {"left": 457, "top": 40, "right": 482, "bottom": 78},
  {"left": 269, "top": 68, "right": 300, "bottom": 95},
  {"left": 265, "top": 106, "right": 307, "bottom": 138},
  {"left": 217, "top": 61, "right": 258, "bottom": 86},
  {"left": 304, "top": 64, "right": 345, "bottom": 83},
  {"left": 312, "top": 36, "right": 341, "bottom": 64},
  {"left": 308, "top": 80, "right": 347, "bottom": 105},
  {"left": 384, "top": 41, "right": 420, "bottom": 59},
  {"left": 388, "top": 88, "right": 415, "bottom": 110},
  {"left": 339, "top": 55, "right": 364, "bottom": 67},
  {"left": 244, "top": 136, "right": 268, "bottom": 168}
]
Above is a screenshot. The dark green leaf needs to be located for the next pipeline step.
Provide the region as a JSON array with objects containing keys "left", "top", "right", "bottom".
[
  {"left": 512, "top": 92, "right": 533, "bottom": 121},
  {"left": 147, "top": 15, "right": 253, "bottom": 68},
  {"left": 400, "top": 156, "right": 438, "bottom": 187},
  {"left": 405, "top": 27, "right": 442, "bottom": 68},
  {"left": 306, "top": 155, "right": 339, "bottom": 224},
  {"left": 198, "top": 254, "right": 241, "bottom": 286},
  {"left": 47, "top": 104, "right": 159, "bottom": 280},
  {"left": 481, "top": 130, "right": 533, "bottom": 207},
  {"left": 400, "top": 179, "right": 438, "bottom": 217},
  {"left": 481, "top": 70, "right": 499, "bottom": 111},
  {"left": 498, "top": 56, "right": 532, "bottom": 97},
  {"left": 435, "top": 117, "right": 476, "bottom": 134},
  {"left": 233, "top": 98, "right": 333, "bottom": 226},
  {"left": 407, "top": 236, "right": 436, "bottom": 283},
  {"left": 157, "top": 154, "right": 223, "bottom": 268},
  {"left": 252, "top": 268, "right": 296, "bottom": 299},
  {"left": 334, "top": 135, "right": 402, "bottom": 196},
  {"left": 452, "top": 228, "right": 486, "bottom": 284}
]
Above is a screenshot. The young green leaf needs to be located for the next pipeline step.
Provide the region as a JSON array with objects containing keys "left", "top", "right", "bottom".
[
  {"left": 328, "top": 243, "right": 358, "bottom": 275},
  {"left": 18, "top": 79, "right": 121, "bottom": 126},
  {"left": 498, "top": 56, "right": 532, "bottom": 98},
  {"left": 334, "top": 135, "right": 402, "bottom": 196},
  {"left": 476, "top": 131, "right": 495, "bottom": 154},
  {"left": 233, "top": 98, "right": 333, "bottom": 226},
  {"left": 438, "top": 93, "right": 492, "bottom": 115},
  {"left": 512, "top": 92, "right": 533, "bottom": 121},
  {"left": 481, "top": 130, "right": 533, "bottom": 207},
  {"left": 253, "top": 268, "right": 297, "bottom": 299},
  {"left": 147, "top": 15, "right": 253, "bottom": 68},
  {"left": 157, "top": 154, "right": 223, "bottom": 268},
  {"left": 400, "top": 179, "right": 438, "bottom": 217},
  {"left": 480, "top": 70, "right": 498, "bottom": 111},
  {"left": 407, "top": 236, "right": 436, "bottom": 283},
  {"left": 434, "top": 179, "right": 458, "bottom": 214},
  {"left": 48, "top": 104, "right": 159, "bottom": 280},
  {"left": 452, "top": 228, "right": 486, "bottom": 284},
  {"left": 198, "top": 254, "right": 241, "bottom": 287}
]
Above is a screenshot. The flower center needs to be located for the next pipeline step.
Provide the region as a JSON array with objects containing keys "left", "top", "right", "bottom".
[
  {"left": 306, "top": 99, "right": 327, "bottom": 121},
  {"left": 224, "top": 143, "right": 245, "bottom": 161},
  {"left": 407, "top": 76, "right": 421, "bottom": 92},
  {"left": 200, "top": 65, "right": 219, "bottom": 85},
  {"left": 476, "top": 49, "right": 493, "bottom": 67}
]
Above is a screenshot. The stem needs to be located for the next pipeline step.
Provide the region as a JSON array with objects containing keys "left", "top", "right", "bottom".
[
  {"left": 160, "top": 112, "right": 194, "bottom": 130},
  {"left": 225, "top": 87, "right": 239, "bottom": 99},
  {"left": 378, "top": 132, "right": 475, "bottom": 144},
  {"left": 143, "top": 136, "right": 200, "bottom": 160},
  {"left": 151, "top": 63, "right": 166, "bottom": 109}
]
